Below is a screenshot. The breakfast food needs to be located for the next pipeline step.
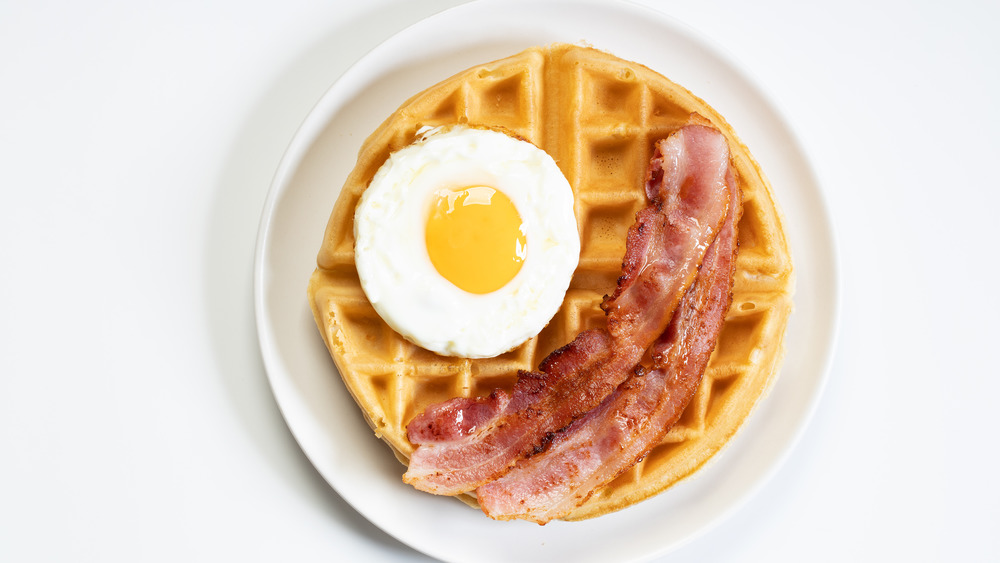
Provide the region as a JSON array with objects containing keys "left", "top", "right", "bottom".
[
  {"left": 403, "top": 121, "right": 732, "bottom": 497},
  {"left": 354, "top": 125, "right": 579, "bottom": 358},
  {"left": 307, "top": 43, "right": 793, "bottom": 521},
  {"left": 477, "top": 124, "right": 742, "bottom": 523}
]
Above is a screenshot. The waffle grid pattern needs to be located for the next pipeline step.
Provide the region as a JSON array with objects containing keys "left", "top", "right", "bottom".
[{"left": 308, "top": 44, "right": 793, "bottom": 520}]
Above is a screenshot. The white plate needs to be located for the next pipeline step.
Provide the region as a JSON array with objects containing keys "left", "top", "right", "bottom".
[{"left": 253, "top": 0, "right": 840, "bottom": 561}]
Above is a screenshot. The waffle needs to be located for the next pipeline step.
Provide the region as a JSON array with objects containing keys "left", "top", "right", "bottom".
[{"left": 307, "top": 43, "right": 794, "bottom": 520}]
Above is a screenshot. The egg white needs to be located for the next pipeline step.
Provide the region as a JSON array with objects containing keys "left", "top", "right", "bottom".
[{"left": 353, "top": 126, "right": 580, "bottom": 358}]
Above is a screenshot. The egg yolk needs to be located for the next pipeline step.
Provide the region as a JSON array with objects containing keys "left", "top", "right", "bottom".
[{"left": 425, "top": 186, "right": 526, "bottom": 294}]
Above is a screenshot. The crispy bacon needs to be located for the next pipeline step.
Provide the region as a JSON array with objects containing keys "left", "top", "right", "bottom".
[
  {"left": 403, "top": 330, "right": 634, "bottom": 494},
  {"left": 402, "top": 122, "right": 732, "bottom": 496},
  {"left": 603, "top": 123, "right": 733, "bottom": 343},
  {"left": 476, "top": 156, "right": 742, "bottom": 523}
]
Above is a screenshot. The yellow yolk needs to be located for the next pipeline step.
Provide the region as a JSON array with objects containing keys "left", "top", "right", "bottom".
[{"left": 425, "top": 186, "right": 526, "bottom": 294}]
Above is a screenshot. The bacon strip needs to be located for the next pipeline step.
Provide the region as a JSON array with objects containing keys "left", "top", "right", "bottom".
[
  {"left": 603, "top": 124, "right": 733, "bottom": 342},
  {"left": 476, "top": 147, "right": 742, "bottom": 524},
  {"left": 402, "top": 123, "right": 732, "bottom": 496}
]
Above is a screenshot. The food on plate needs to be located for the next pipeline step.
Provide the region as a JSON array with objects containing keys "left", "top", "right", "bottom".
[
  {"left": 403, "top": 121, "right": 731, "bottom": 496},
  {"left": 477, "top": 124, "right": 742, "bottom": 523},
  {"left": 353, "top": 125, "right": 579, "bottom": 358},
  {"left": 306, "top": 43, "right": 794, "bottom": 522}
]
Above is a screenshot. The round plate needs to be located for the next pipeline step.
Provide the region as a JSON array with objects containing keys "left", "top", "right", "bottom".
[{"left": 253, "top": 0, "right": 840, "bottom": 561}]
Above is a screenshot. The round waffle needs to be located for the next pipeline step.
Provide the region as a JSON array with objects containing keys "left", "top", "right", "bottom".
[{"left": 306, "top": 43, "right": 794, "bottom": 521}]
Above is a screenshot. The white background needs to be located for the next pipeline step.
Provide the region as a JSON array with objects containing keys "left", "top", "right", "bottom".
[{"left": 2, "top": 0, "right": 997, "bottom": 561}]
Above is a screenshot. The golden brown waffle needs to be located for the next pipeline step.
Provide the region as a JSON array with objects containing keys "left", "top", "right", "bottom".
[{"left": 307, "top": 43, "right": 794, "bottom": 520}]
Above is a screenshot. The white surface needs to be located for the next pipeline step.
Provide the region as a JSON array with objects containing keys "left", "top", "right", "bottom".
[
  {"left": 255, "top": 2, "right": 836, "bottom": 561},
  {"left": 1, "top": 0, "right": 997, "bottom": 561}
]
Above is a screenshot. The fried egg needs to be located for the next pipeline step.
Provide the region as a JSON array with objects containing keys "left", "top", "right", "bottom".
[{"left": 354, "top": 125, "right": 579, "bottom": 358}]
